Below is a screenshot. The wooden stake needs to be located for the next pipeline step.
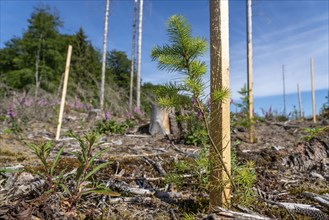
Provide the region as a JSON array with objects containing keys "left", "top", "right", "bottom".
[
  {"left": 310, "top": 57, "right": 316, "bottom": 123},
  {"left": 56, "top": 45, "right": 73, "bottom": 140},
  {"left": 297, "top": 83, "right": 303, "bottom": 118},
  {"left": 247, "top": 0, "right": 254, "bottom": 143},
  {"left": 209, "top": 0, "right": 231, "bottom": 209}
]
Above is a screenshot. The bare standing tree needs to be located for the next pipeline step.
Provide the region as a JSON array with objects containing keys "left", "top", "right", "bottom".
[
  {"left": 247, "top": 0, "right": 254, "bottom": 143},
  {"left": 282, "top": 64, "right": 287, "bottom": 116},
  {"left": 209, "top": 0, "right": 231, "bottom": 209},
  {"left": 129, "top": 0, "right": 138, "bottom": 112},
  {"left": 136, "top": 0, "right": 144, "bottom": 110},
  {"left": 100, "top": 0, "right": 110, "bottom": 111},
  {"left": 35, "top": 34, "right": 42, "bottom": 101}
]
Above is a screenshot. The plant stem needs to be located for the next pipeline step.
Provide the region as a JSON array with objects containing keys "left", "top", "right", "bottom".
[{"left": 195, "top": 98, "right": 236, "bottom": 191}]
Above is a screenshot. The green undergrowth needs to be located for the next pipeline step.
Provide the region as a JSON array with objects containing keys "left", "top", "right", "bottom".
[
  {"left": 93, "top": 119, "right": 135, "bottom": 135},
  {"left": 0, "top": 148, "right": 27, "bottom": 163},
  {"left": 23, "top": 131, "right": 119, "bottom": 212},
  {"left": 302, "top": 125, "right": 329, "bottom": 141}
]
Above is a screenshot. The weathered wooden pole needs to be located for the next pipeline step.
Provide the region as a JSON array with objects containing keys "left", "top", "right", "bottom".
[
  {"left": 209, "top": 0, "right": 231, "bottom": 209},
  {"left": 310, "top": 57, "right": 316, "bottom": 123},
  {"left": 247, "top": 0, "right": 254, "bottom": 143},
  {"left": 282, "top": 65, "right": 287, "bottom": 116},
  {"left": 297, "top": 83, "right": 303, "bottom": 118},
  {"left": 56, "top": 45, "right": 73, "bottom": 140}
]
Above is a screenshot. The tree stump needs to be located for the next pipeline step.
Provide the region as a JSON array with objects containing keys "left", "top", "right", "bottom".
[
  {"left": 88, "top": 109, "right": 102, "bottom": 121},
  {"left": 169, "top": 108, "right": 180, "bottom": 139},
  {"left": 149, "top": 104, "right": 170, "bottom": 135}
]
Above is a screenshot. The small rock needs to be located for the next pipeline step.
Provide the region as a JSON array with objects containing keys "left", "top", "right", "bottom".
[
  {"left": 272, "top": 145, "right": 285, "bottom": 151},
  {"left": 16, "top": 172, "right": 35, "bottom": 185},
  {"left": 111, "top": 139, "right": 123, "bottom": 145}
]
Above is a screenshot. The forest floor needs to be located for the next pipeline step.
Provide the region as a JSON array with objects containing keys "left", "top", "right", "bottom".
[{"left": 0, "top": 109, "right": 329, "bottom": 219}]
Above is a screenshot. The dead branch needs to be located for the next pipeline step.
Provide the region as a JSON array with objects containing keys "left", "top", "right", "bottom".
[
  {"left": 142, "top": 157, "right": 167, "bottom": 176},
  {"left": 108, "top": 196, "right": 152, "bottom": 204},
  {"left": 107, "top": 180, "right": 154, "bottom": 196}
]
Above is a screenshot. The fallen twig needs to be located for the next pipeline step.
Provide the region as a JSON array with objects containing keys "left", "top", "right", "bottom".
[{"left": 143, "top": 157, "right": 167, "bottom": 176}]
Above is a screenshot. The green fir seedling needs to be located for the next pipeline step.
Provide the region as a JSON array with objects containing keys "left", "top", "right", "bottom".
[{"left": 151, "top": 16, "right": 231, "bottom": 173}]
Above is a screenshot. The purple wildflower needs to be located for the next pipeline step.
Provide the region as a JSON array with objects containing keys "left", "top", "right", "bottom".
[
  {"left": 133, "top": 107, "right": 143, "bottom": 115},
  {"left": 7, "top": 108, "right": 16, "bottom": 118},
  {"left": 105, "top": 111, "right": 111, "bottom": 121},
  {"left": 191, "top": 97, "right": 196, "bottom": 106},
  {"left": 125, "top": 111, "right": 132, "bottom": 119},
  {"left": 197, "top": 110, "right": 202, "bottom": 118}
]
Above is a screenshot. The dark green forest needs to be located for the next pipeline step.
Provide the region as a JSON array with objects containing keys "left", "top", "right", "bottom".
[{"left": 0, "top": 5, "right": 156, "bottom": 111}]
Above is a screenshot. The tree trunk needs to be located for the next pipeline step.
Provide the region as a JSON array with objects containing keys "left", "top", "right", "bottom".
[
  {"left": 129, "top": 0, "right": 138, "bottom": 113},
  {"left": 310, "top": 57, "right": 316, "bottom": 123},
  {"left": 35, "top": 35, "right": 42, "bottom": 102},
  {"left": 136, "top": 0, "right": 144, "bottom": 110},
  {"left": 100, "top": 0, "right": 110, "bottom": 111},
  {"left": 209, "top": 0, "right": 231, "bottom": 209}
]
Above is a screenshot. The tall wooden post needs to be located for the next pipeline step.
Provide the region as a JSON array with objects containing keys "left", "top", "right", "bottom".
[
  {"left": 310, "top": 57, "right": 316, "bottom": 123},
  {"left": 297, "top": 83, "right": 303, "bottom": 118},
  {"left": 282, "top": 65, "right": 287, "bottom": 116},
  {"left": 247, "top": 0, "right": 254, "bottom": 143},
  {"left": 56, "top": 45, "right": 73, "bottom": 140},
  {"left": 209, "top": 0, "right": 231, "bottom": 209}
]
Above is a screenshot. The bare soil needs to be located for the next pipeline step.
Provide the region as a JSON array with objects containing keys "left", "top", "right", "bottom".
[{"left": 0, "top": 110, "right": 329, "bottom": 219}]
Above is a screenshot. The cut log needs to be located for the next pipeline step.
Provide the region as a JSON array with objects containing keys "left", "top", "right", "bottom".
[
  {"left": 207, "top": 207, "right": 274, "bottom": 220},
  {"left": 263, "top": 198, "right": 329, "bottom": 220},
  {"left": 302, "top": 191, "right": 329, "bottom": 209},
  {"left": 149, "top": 104, "right": 170, "bottom": 135}
]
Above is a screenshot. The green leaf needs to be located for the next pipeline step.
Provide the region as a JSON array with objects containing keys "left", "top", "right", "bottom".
[
  {"left": 0, "top": 167, "right": 22, "bottom": 173},
  {"left": 75, "top": 166, "right": 84, "bottom": 181},
  {"left": 60, "top": 183, "right": 71, "bottom": 195},
  {"left": 50, "top": 146, "right": 64, "bottom": 176},
  {"left": 85, "top": 162, "right": 110, "bottom": 180},
  {"left": 87, "top": 148, "right": 109, "bottom": 168}
]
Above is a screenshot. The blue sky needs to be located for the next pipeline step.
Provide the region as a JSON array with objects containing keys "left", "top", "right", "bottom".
[{"left": 1, "top": 0, "right": 328, "bottom": 116}]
